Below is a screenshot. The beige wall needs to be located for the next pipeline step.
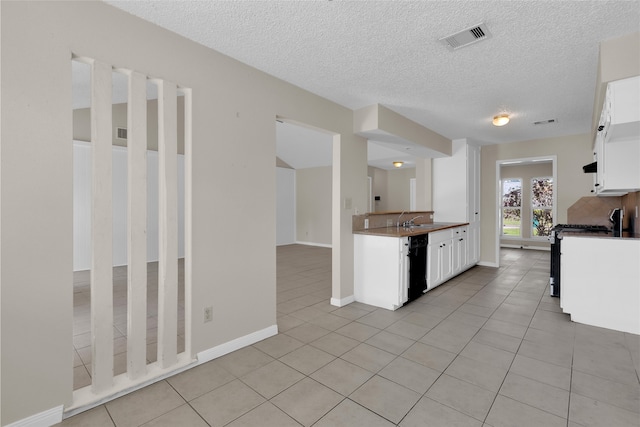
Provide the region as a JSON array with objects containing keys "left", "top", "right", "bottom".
[
  {"left": 500, "top": 162, "right": 553, "bottom": 248},
  {"left": 296, "top": 166, "right": 332, "bottom": 245},
  {"left": 368, "top": 166, "right": 415, "bottom": 212},
  {"left": 481, "top": 134, "right": 593, "bottom": 266},
  {"left": 0, "top": 2, "right": 367, "bottom": 424}
]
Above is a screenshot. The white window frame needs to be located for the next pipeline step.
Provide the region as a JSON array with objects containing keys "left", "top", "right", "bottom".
[
  {"left": 531, "top": 176, "right": 554, "bottom": 239},
  {"left": 501, "top": 177, "right": 523, "bottom": 239}
]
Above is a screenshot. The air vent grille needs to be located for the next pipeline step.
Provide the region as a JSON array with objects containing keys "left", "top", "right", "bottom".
[
  {"left": 440, "top": 23, "right": 492, "bottom": 51},
  {"left": 116, "top": 127, "right": 127, "bottom": 140},
  {"left": 533, "top": 119, "right": 557, "bottom": 126}
]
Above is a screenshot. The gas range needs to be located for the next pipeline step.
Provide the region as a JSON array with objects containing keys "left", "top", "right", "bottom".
[{"left": 551, "top": 224, "right": 610, "bottom": 232}]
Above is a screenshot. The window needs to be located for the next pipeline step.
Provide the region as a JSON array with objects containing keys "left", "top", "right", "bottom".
[
  {"left": 531, "top": 177, "right": 553, "bottom": 237},
  {"left": 502, "top": 178, "right": 522, "bottom": 237}
]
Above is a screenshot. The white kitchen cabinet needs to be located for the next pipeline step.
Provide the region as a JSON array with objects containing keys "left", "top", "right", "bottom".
[
  {"left": 593, "top": 129, "right": 640, "bottom": 195},
  {"left": 592, "top": 76, "right": 640, "bottom": 196},
  {"left": 427, "top": 228, "right": 453, "bottom": 289},
  {"left": 561, "top": 235, "right": 640, "bottom": 334},
  {"left": 354, "top": 234, "right": 409, "bottom": 310},
  {"left": 600, "top": 76, "right": 640, "bottom": 143},
  {"left": 433, "top": 139, "right": 481, "bottom": 264},
  {"left": 452, "top": 226, "right": 468, "bottom": 274}
]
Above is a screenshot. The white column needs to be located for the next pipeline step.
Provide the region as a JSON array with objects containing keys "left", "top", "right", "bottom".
[
  {"left": 182, "top": 88, "right": 193, "bottom": 358},
  {"left": 126, "top": 71, "right": 148, "bottom": 379},
  {"left": 157, "top": 80, "right": 178, "bottom": 368},
  {"left": 90, "top": 60, "right": 114, "bottom": 392}
]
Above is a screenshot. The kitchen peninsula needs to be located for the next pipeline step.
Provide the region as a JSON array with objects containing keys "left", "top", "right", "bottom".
[{"left": 353, "top": 211, "right": 474, "bottom": 310}]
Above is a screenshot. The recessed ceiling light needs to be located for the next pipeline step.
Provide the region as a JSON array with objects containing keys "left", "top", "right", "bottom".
[
  {"left": 393, "top": 161, "right": 404, "bottom": 168},
  {"left": 493, "top": 114, "right": 510, "bottom": 126}
]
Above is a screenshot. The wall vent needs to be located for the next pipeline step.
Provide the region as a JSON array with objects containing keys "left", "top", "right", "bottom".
[
  {"left": 116, "top": 127, "right": 128, "bottom": 140},
  {"left": 533, "top": 119, "right": 557, "bottom": 125},
  {"left": 440, "top": 23, "right": 492, "bottom": 51}
]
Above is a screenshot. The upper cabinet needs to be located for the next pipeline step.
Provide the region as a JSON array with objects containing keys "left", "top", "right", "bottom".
[
  {"left": 599, "top": 76, "right": 640, "bottom": 144},
  {"left": 593, "top": 76, "right": 640, "bottom": 196},
  {"left": 432, "top": 139, "right": 481, "bottom": 265}
]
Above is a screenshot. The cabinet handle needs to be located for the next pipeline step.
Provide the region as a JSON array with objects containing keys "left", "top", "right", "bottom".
[
  {"left": 595, "top": 183, "right": 600, "bottom": 187},
  {"left": 443, "top": 243, "right": 446, "bottom": 247},
  {"left": 459, "top": 238, "right": 463, "bottom": 241}
]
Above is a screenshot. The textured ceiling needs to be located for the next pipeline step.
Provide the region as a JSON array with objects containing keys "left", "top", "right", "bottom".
[{"left": 104, "top": 0, "right": 640, "bottom": 168}]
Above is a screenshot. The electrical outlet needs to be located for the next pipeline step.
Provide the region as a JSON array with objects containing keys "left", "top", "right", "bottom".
[
  {"left": 364, "top": 218, "right": 369, "bottom": 229},
  {"left": 204, "top": 306, "right": 213, "bottom": 323}
]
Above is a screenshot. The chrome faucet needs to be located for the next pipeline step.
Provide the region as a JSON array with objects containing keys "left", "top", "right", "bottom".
[
  {"left": 403, "top": 215, "right": 424, "bottom": 227},
  {"left": 396, "top": 211, "right": 406, "bottom": 227}
]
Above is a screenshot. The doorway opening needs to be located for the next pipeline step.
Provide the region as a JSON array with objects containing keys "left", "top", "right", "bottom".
[
  {"left": 495, "top": 156, "right": 557, "bottom": 263},
  {"left": 275, "top": 119, "right": 334, "bottom": 248}
]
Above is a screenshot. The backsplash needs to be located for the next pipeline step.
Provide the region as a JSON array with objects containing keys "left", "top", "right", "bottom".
[
  {"left": 352, "top": 211, "right": 433, "bottom": 231},
  {"left": 567, "top": 191, "right": 639, "bottom": 232},
  {"left": 622, "top": 191, "right": 639, "bottom": 233},
  {"left": 567, "top": 196, "right": 621, "bottom": 226}
]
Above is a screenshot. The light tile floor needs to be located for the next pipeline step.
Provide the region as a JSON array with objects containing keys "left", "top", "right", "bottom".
[{"left": 60, "top": 246, "right": 640, "bottom": 426}]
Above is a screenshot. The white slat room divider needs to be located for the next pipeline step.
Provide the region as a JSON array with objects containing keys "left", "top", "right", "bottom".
[
  {"left": 70, "top": 56, "right": 192, "bottom": 413},
  {"left": 126, "top": 71, "right": 148, "bottom": 380},
  {"left": 90, "top": 59, "right": 114, "bottom": 393},
  {"left": 156, "top": 80, "right": 179, "bottom": 369}
]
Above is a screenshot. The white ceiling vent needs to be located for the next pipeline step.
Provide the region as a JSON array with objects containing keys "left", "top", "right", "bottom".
[
  {"left": 440, "top": 23, "right": 492, "bottom": 51},
  {"left": 533, "top": 119, "right": 557, "bottom": 125}
]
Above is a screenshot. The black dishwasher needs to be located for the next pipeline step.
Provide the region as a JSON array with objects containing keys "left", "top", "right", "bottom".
[{"left": 407, "top": 234, "right": 428, "bottom": 303}]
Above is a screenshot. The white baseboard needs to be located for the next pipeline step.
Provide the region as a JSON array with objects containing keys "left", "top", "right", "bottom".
[
  {"left": 477, "top": 261, "right": 499, "bottom": 268},
  {"left": 330, "top": 295, "right": 355, "bottom": 307},
  {"left": 196, "top": 324, "right": 278, "bottom": 364},
  {"left": 63, "top": 325, "right": 277, "bottom": 421},
  {"left": 294, "top": 241, "right": 332, "bottom": 248},
  {"left": 5, "top": 405, "right": 63, "bottom": 427},
  {"left": 500, "top": 244, "right": 551, "bottom": 252}
]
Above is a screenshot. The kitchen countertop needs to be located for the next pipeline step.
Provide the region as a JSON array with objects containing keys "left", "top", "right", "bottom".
[{"left": 353, "top": 222, "right": 469, "bottom": 237}]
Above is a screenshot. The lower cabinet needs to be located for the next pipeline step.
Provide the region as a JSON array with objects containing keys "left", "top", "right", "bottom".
[
  {"left": 354, "top": 234, "right": 409, "bottom": 310},
  {"left": 427, "top": 226, "right": 472, "bottom": 290},
  {"left": 354, "top": 225, "right": 477, "bottom": 310}
]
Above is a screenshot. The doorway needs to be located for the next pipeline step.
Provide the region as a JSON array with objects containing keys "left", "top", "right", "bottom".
[
  {"left": 275, "top": 120, "right": 334, "bottom": 248},
  {"left": 495, "top": 156, "right": 557, "bottom": 262}
]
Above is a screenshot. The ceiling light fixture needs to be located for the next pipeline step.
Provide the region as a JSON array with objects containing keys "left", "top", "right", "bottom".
[
  {"left": 493, "top": 114, "right": 510, "bottom": 126},
  {"left": 393, "top": 161, "right": 404, "bottom": 168}
]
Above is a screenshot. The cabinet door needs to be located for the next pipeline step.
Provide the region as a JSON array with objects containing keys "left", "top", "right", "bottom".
[
  {"left": 457, "top": 234, "right": 467, "bottom": 272},
  {"left": 468, "top": 144, "right": 481, "bottom": 225},
  {"left": 441, "top": 239, "right": 453, "bottom": 281},
  {"left": 451, "top": 228, "right": 462, "bottom": 274},
  {"left": 426, "top": 243, "right": 441, "bottom": 289},
  {"left": 467, "top": 223, "right": 480, "bottom": 266}
]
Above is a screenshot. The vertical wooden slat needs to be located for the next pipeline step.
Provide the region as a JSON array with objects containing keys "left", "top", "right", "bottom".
[
  {"left": 183, "top": 88, "right": 193, "bottom": 358},
  {"left": 157, "top": 80, "right": 178, "bottom": 368},
  {"left": 126, "top": 71, "right": 148, "bottom": 379},
  {"left": 90, "top": 60, "right": 114, "bottom": 392}
]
